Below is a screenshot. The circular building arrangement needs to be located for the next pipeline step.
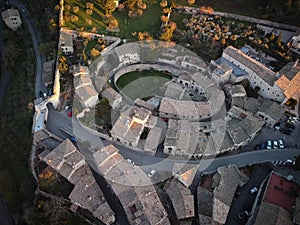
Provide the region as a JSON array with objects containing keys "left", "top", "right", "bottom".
[{"left": 80, "top": 41, "right": 229, "bottom": 159}]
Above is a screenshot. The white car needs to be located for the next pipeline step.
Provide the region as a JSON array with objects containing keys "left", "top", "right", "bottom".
[
  {"left": 278, "top": 139, "right": 284, "bottom": 149},
  {"left": 147, "top": 169, "right": 156, "bottom": 178},
  {"left": 287, "top": 119, "right": 296, "bottom": 125},
  {"left": 127, "top": 158, "right": 135, "bottom": 166},
  {"left": 250, "top": 187, "right": 258, "bottom": 194},
  {"left": 286, "top": 159, "right": 295, "bottom": 165},
  {"left": 267, "top": 141, "right": 272, "bottom": 150},
  {"left": 289, "top": 116, "right": 297, "bottom": 122}
]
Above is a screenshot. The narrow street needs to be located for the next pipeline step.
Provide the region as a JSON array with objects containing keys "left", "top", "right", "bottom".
[{"left": 0, "top": 0, "right": 11, "bottom": 106}]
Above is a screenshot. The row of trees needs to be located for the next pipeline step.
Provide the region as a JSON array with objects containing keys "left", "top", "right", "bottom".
[{"left": 100, "top": 0, "right": 157, "bottom": 16}]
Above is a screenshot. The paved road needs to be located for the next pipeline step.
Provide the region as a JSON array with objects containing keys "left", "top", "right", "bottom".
[
  {"left": 46, "top": 103, "right": 300, "bottom": 179},
  {"left": 0, "top": 197, "right": 14, "bottom": 225},
  {"left": 225, "top": 165, "right": 272, "bottom": 225},
  {"left": 9, "top": 0, "right": 46, "bottom": 97},
  {"left": 0, "top": 1, "right": 11, "bottom": 106}
]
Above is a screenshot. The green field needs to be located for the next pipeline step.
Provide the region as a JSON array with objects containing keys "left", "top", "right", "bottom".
[
  {"left": 63, "top": 0, "right": 163, "bottom": 38},
  {"left": 63, "top": 0, "right": 107, "bottom": 32},
  {"left": 116, "top": 70, "right": 172, "bottom": 100},
  {"left": 113, "top": 4, "right": 162, "bottom": 38}
]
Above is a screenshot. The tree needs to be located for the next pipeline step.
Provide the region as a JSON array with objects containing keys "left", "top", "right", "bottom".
[
  {"left": 269, "top": 33, "right": 275, "bottom": 41},
  {"left": 99, "top": 0, "right": 117, "bottom": 15},
  {"left": 286, "top": 0, "right": 292, "bottom": 7},
  {"left": 160, "top": 22, "right": 177, "bottom": 41},
  {"left": 125, "top": 0, "right": 137, "bottom": 9},
  {"left": 188, "top": 0, "right": 195, "bottom": 5},
  {"left": 91, "top": 48, "right": 100, "bottom": 58},
  {"left": 58, "top": 56, "right": 68, "bottom": 73},
  {"left": 294, "top": 0, "right": 300, "bottom": 9},
  {"left": 160, "top": 0, "right": 168, "bottom": 7}
]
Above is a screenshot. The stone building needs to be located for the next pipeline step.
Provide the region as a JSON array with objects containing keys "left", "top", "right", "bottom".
[
  {"left": 164, "top": 179, "right": 195, "bottom": 223},
  {"left": 275, "top": 60, "right": 300, "bottom": 105},
  {"left": 60, "top": 28, "right": 74, "bottom": 55},
  {"left": 92, "top": 145, "right": 170, "bottom": 225},
  {"left": 101, "top": 88, "right": 122, "bottom": 109},
  {"left": 216, "top": 46, "right": 285, "bottom": 102},
  {"left": 257, "top": 99, "right": 285, "bottom": 127},
  {"left": 1, "top": 8, "right": 22, "bottom": 31},
  {"left": 72, "top": 65, "right": 99, "bottom": 108},
  {"left": 212, "top": 165, "right": 248, "bottom": 224},
  {"left": 39, "top": 139, "right": 115, "bottom": 225},
  {"left": 111, "top": 106, "right": 152, "bottom": 147}
]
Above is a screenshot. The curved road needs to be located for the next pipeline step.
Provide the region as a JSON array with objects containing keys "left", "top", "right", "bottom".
[
  {"left": 46, "top": 104, "right": 300, "bottom": 176},
  {"left": 8, "top": 0, "right": 46, "bottom": 97},
  {"left": 0, "top": 1, "right": 11, "bottom": 106},
  {"left": 0, "top": 198, "right": 14, "bottom": 225}
]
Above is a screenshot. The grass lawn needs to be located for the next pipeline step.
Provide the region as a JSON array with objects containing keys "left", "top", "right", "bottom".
[
  {"left": 63, "top": 0, "right": 107, "bottom": 32},
  {"left": 63, "top": 1, "right": 163, "bottom": 38},
  {"left": 116, "top": 70, "right": 172, "bottom": 100},
  {"left": 113, "top": 4, "right": 163, "bottom": 38}
]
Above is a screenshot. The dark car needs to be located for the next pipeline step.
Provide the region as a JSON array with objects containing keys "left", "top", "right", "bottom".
[
  {"left": 48, "top": 88, "right": 53, "bottom": 96},
  {"left": 260, "top": 142, "right": 266, "bottom": 149},
  {"left": 238, "top": 211, "right": 249, "bottom": 220},
  {"left": 39, "top": 91, "right": 47, "bottom": 99},
  {"left": 280, "top": 128, "right": 292, "bottom": 135},
  {"left": 285, "top": 123, "right": 295, "bottom": 129}
]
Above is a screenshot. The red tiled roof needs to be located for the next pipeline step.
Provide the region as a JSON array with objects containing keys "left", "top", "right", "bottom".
[{"left": 264, "top": 173, "right": 299, "bottom": 212}]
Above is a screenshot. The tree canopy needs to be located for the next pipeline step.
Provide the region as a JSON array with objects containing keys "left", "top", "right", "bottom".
[{"left": 99, "top": 0, "right": 117, "bottom": 15}]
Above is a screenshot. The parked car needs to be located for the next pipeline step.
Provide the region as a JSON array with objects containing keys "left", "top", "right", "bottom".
[
  {"left": 286, "top": 123, "right": 295, "bottom": 129},
  {"left": 273, "top": 140, "right": 278, "bottom": 149},
  {"left": 48, "top": 88, "right": 53, "bottom": 96},
  {"left": 238, "top": 211, "right": 249, "bottom": 220},
  {"left": 285, "top": 159, "right": 295, "bottom": 165},
  {"left": 267, "top": 141, "right": 272, "bottom": 149},
  {"left": 287, "top": 119, "right": 296, "bottom": 125},
  {"left": 127, "top": 158, "right": 135, "bottom": 165},
  {"left": 67, "top": 111, "right": 72, "bottom": 117},
  {"left": 260, "top": 142, "right": 266, "bottom": 149},
  {"left": 288, "top": 116, "right": 297, "bottom": 122},
  {"left": 278, "top": 139, "right": 284, "bottom": 149},
  {"left": 274, "top": 123, "right": 280, "bottom": 130},
  {"left": 39, "top": 91, "right": 47, "bottom": 99},
  {"left": 70, "top": 137, "right": 76, "bottom": 143},
  {"left": 250, "top": 187, "right": 258, "bottom": 194},
  {"left": 280, "top": 128, "right": 292, "bottom": 135},
  {"left": 147, "top": 169, "right": 156, "bottom": 178}
]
